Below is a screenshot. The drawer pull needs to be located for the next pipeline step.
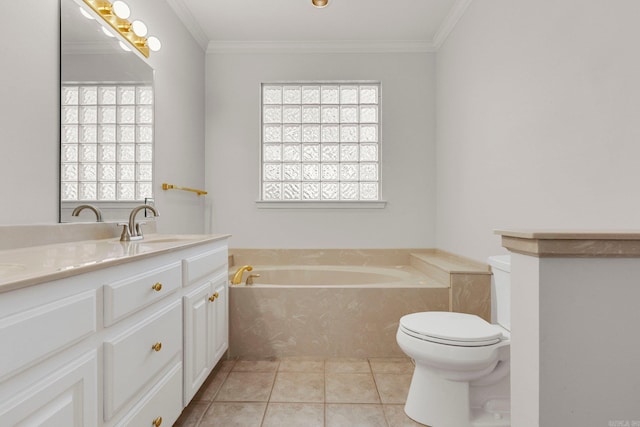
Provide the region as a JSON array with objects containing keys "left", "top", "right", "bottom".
[
  {"left": 151, "top": 342, "right": 162, "bottom": 352},
  {"left": 208, "top": 292, "right": 219, "bottom": 302},
  {"left": 151, "top": 282, "right": 163, "bottom": 292},
  {"left": 152, "top": 416, "right": 163, "bottom": 427}
]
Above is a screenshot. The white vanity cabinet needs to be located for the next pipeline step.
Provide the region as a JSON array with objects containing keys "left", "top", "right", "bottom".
[
  {"left": 0, "top": 276, "right": 99, "bottom": 426},
  {"left": 182, "top": 247, "right": 229, "bottom": 405},
  {"left": 0, "top": 234, "right": 229, "bottom": 427}
]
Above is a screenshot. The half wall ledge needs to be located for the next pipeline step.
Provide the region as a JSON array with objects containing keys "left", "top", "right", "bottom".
[{"left": 495, "top": 229, "right": 640, "bottom": 257}]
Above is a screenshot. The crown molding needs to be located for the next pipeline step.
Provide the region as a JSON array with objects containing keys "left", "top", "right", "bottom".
[
  {"left": 432, "top": 0, "right": 473, "bottom": 49},
  {"left": 164, "top": 0, "right": 209, "bottom": 51},
  {"left": 166, "top": 0, "right": 470, "bottom": 53},
  {"left": 207, "top": 40, "right": 436, "bottom": 54}
]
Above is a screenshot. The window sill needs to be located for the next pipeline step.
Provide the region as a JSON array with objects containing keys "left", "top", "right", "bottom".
[{"left": 256, "top": 200, "right": 387, "bottom": 209}]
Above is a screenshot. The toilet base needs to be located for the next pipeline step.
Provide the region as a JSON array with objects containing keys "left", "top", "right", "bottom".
[
  {"left": 405, "top": 366, "right": 469, "bottom": 427},
  {"left": 404, "top": 363, "right": 510, "bottom": 427}
]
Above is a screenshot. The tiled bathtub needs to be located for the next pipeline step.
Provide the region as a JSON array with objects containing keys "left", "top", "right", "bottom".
[{"left": 227, "top": 249, "right": 490, "bottom": 359}]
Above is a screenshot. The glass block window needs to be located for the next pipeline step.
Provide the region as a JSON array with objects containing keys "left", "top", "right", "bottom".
[
  {"left": 60, "top": 84, "right": 153, "bottom": 201},
  {"left": 261, "top": 83, "right": 380, "bottom": 201}
]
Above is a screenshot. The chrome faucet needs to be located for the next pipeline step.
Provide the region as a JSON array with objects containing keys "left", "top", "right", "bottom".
[
  {"left": 120, "top": 204, "right": 158, "bottom": 241},
  {"left": 71, "top": 204, "right": 103, "bottom": 222}
]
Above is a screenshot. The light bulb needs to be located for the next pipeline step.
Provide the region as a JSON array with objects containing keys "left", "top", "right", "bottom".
[
  {"left": 112, "top": 1, "right": 130, "bottom": 19},
  {"left": 119, "top": 41, "right": 131, "bottom": 52},
  {"left": 102, "top": 26, "right": 115, "bottom": 37},
  {"left": 132, "top": 20, "right": 148, "bottom": 37},
  {"left": 147, "top": 36, "right": 161, "bottom": 52},
  {"left": 79, "top": 7, "right": 94, "bottom": 20},
  {"left": 312, "top": 0, "right": 328, "bottom": 7}
]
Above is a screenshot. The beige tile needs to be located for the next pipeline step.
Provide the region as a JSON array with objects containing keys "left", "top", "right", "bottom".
[
  {"left": 270, "top": 372, "right": 324, "bottom": 403},
  {"left": 369, "top": 358, "right": 414, "bottom": 374},
  {"left": 216, "top": 358, "right": 237, "bottom": 373},
  {"left": 325, "top": 373, "right": 380, "bottom": 403},
  {"left": 326, "top": 358, "right": 371, "bottom": 373},
  {"left": 199, "top": 402, "right": 266, "bottom": 427},
  {"left": 374, "top": 374, "right": 412, "bottom": 404},
  {"left": 383, "top": 404, "right": 427, "bottom": 427},
  {"left": 214, "top": 372, "right": 275, "bottom": 402},
  {"left": 232, "top": 359, "right": 280, "bottom": 372},
  {"left": 326, "top": 403, "right": 388, "bottom": 427},
  {"left": 451, "top": 273, "right": 491, "bottom": 321},
  {"left": 262, "top": 403, "right": 324, "bottom": 427},
  {"left": 173, "top": 401, "right": 210, "bottom": 427},
  {"left": 278, "top": 357, "right": 325, "bottom": 373},
  {"left": 193, "top": 369, "right": 230, "bottom": 401}
]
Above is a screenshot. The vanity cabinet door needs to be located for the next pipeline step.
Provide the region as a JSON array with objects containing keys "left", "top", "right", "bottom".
[
  {"left": 183, "top": 281, "right": 215, "bottom": 405},
  {"left": 0, "top": 350, "right": 97, "bottom": 427},
  {"left": 183, "top": 272, "right": 229, "bottom": 405},
  {"left": 211, "top": 276, "right": 229, "bottom": 364}
]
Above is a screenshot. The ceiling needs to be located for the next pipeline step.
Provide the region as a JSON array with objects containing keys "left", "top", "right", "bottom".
[{"left": 167, "top": 0, "right": 470, "bottom": 51}]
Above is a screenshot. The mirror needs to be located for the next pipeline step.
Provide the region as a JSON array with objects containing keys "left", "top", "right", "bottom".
[{"left": 60, "top": 0, "right": 154, "bottom": 222}]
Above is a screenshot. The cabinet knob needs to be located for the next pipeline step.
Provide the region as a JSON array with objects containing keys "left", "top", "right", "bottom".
[
  {"left": 151, "top": 342, "right": 162, "bottom": 352},
  {"left": 208, "top": 292, "right": 219, "bottom": 302},
  {"left": 152, "top": 416, "right": 163, "bottom": 426},
  {"left": 152, "top": 282, "right": 163, "bottom": 292}
]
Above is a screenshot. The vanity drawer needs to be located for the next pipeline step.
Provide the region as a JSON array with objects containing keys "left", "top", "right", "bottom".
[
  {"left": 183, "top": 247, "right": 228, "bottom": 287},
  {"left": 114, "top": 362, "right": 182, "bottom": 427},
  {"left": 104, "top": 301, "right": 182, "bottom": 420},
  {"left": 104, "top": 262, "right": 181, "bottom": 326},
  {"left": 0, "top": 290, "right": 96, "bottom": 381}
]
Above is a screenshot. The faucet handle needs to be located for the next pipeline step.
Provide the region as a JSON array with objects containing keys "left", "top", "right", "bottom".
[
  {"left": 118, "top": 223, "right": 131, "bottom": 241},
  {"left": 135, "top": 221, "right": 147, "bottom": 237}
]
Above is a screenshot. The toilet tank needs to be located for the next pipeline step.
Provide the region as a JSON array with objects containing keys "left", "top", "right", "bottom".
[{"left": 488, "top": 255, "right": 511, "bottom": 331}]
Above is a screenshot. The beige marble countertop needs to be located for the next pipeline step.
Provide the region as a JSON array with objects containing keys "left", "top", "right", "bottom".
[
  {"left": 0, "top": 233, "right": 230, "bottom": 293},
  {"left": 495, "top": 229, "right": 640, "bottom": 257},
  {"left": 495, "top": 229, "right": 640, "bottom": 240}
]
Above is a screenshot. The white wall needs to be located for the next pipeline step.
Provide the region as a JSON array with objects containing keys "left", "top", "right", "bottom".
[
  {"left": 435, "top": 0, "right": 640, "bottom": 262},
  {"left": 0, "top": 0, "right": 206, "bottom": 234},
  {"left": 206, "top": 52, "right": 436, "bottom": 248},
  {"left": 1, "top": 0, "right": 59, "bottom": 224}
]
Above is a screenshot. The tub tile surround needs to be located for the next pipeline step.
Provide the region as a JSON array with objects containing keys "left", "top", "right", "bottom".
[
  {"left": 175, "top": 357, "right": 426, "bottom": 427},
  {"left": 228, "top": 249, "right": 491, "bottom": 359}
]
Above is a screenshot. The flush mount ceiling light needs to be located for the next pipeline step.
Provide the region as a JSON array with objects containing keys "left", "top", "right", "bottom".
[{"left": 312, "top": 0, "right": 328, "bottom": 8}]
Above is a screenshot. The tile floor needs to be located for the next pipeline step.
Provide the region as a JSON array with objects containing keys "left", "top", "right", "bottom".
[{"left": 174, "top": 357, "right": 427, "bottom": 427}]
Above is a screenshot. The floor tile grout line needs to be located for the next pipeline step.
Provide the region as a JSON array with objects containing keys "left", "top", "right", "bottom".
[
  {"left": 259, "top": 361, "right": 280, "bottom": 427},
  {"left": 193, "top": 366, "right": 232, "bottom": 427},
  {"left": 187, "top": 357, "right": 414, "bottom": 426}
]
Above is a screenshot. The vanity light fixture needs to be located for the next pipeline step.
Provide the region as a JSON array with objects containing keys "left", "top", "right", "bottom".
[
  {"left": 131, "top": 20, "right": 147, "bottom": 37},
  {"left": 79, "top": 7, "right": 94, "bottom": 20},
  {"left": 101, "top": 26, "right": 115, "bottom": 37},
  {"left": 312, "top": 0, "right": 329, "bottom": 8},
  {"left": 111, "top": 0, "right": 130, "bottom": 19},
  {"left": 81, "top": 0, "right": 161, "bottom": 58}
]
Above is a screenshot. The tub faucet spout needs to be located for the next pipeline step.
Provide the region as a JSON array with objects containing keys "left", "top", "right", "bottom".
[{"left": 231, "top": 265, "right": 253, "bottom": 285}]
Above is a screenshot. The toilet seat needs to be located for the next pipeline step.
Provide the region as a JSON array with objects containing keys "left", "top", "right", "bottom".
[{"left": 400, "top": 312, "right": 504, "bottom": 347}]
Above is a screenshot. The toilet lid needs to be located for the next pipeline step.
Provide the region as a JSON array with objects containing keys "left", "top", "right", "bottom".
[{"left": 400, "top": 312, "right": 503, "bottom": 346}]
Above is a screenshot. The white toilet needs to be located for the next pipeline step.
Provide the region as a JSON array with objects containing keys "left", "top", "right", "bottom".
[{"left": 396, "top": 255, "right": 511, "bottom": 427}]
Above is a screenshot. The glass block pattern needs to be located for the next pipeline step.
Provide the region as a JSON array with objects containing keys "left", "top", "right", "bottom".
[
  {"left": 261, "top": 83, "right": 380, "bottom": 201},
  {"left": 61, "top": 84, "right": 153, "bottom": 201}
]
